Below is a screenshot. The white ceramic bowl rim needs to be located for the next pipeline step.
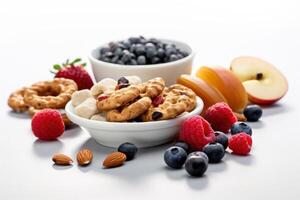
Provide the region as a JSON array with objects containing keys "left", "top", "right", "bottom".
[
  {"left": 65, "top": 97, "right": 203, "bottom": 131},
  {"left": 89, "top": 38, "right": 195, "bottom": 69}
]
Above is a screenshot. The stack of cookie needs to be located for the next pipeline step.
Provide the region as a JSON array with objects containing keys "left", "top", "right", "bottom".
[{"left": 71, "top": 76, "right": 197, "bottom": 122}]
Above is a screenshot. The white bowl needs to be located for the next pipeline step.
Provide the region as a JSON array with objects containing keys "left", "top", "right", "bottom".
[
  {"left": 89, "top": 39, "right": 194, "bottom": 85},
  {"left": 65, "top": 97, "right": 203, "bottom": 148}
]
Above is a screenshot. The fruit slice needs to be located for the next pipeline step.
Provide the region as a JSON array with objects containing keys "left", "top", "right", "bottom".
[
  {"left": 196, "top": 66, "right": 248, "bottom": 112},
  {"left": 177, "top": 75, "right": 227, "bottom": 113},
  {"left": 230, "top": 56, "right": 288, "bottom": 105}
]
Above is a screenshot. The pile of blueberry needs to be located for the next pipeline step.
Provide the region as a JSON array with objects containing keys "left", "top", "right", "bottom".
[
  {"left": 98, "top": 36, "right": 189, "bottom": 65},
  {"left": 164, "top": 121, "right": 255, "bottom": 177},
  {"left": 164, "top": 132, "right": 228, "bottom": 177}
]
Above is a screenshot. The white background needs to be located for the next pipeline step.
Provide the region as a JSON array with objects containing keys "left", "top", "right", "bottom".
[{"left": 1, "top": 0, "right": 300, "bottom": 199}]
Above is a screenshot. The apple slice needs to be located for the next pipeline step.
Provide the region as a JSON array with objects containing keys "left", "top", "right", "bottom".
[
  {"left": 196, "top": 66, "right": 248, "bottom": 112},
  {"left": 177, "top": 74, "right": 227, "bottom": 113},
  {"left": 230, "top": 56, "right": 288, "bottom": 105}
]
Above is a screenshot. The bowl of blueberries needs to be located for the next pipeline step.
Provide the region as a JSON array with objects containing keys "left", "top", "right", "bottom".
[{"left": 89, "top": 36, "right": 194, "bottom": 85}]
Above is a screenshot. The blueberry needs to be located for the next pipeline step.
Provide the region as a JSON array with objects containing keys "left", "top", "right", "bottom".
[
  {"left": 100, "top": 47, "right": 111, "bottom": 54},
  {"left": 174, "top": 141, "right": 189, "bottom": 153},
  {"left": 103, "top": 51, "right": 114, "bottom": 58},
  {"left": 137, "top": 55, "right": 146, "bottom": 65},
  {"left": 121, "top": 51, "right": 131, "bottom": 63},
  {"left": 165, "top": 46, "right": 177, "bottom": 56},
  {"left": 179, "top": 50, "right": 189, "bottom": 57},
  {"left": 111, "top": 56, "right": 119, "bottom": 63},
  {"left": 129, "top": 59, "right": 137, "bottom": 65},
  {"left": 117, "top": 43, "right": 127, "bottom": 50},
  {"left": 114, "top": 48, "right": 123, "bottom": 56},
  {"left": 157, "top": 48, "right": 165, "bottom": 58},
  {"left": 145, "top": 43, "right": 157, "bottom": 58},
  {"left": 214, "top": 131, "right": 228, "bottom": 150},
  {"left": 108, "top": 42, "right": 118, "bottom": 51},
  {"left": 122, "top": 40, "right": 131, "bottom": 49},
  {"left": 135, "top": 44, "right": 146, "bottom": 55},
  {"left": 177, "top": 53, "right": 183, "bottom": 60},
  {"left": 129, "top": 37, "right": 141, "bottom": 44},
  {"left": 169, "top": 54, "right": 179, "bottom": 62},
  {"left": 117, "top": 60, "right": 124, "bottom": 65},
  {"left": 149, "top": 38, "right": 159, "bottom": 44},
  {"left": 231, "top": 122, "right": 252, "bottom": 136},
  {"left": 117, "top": 77, "right": 129, "bottom": 84},
  {"left": 243, "top": 105, "right": 263, "bottom": 122},
  {"left": 164, "top": 146, "right": 187, "bottom": 169},
  {"left": 152, "top": 111, "right": 163, "bottom": 120},
  {"left": 203, "top": 143, "right": 225, "bottom": 163},
  {"left": 185, "top": 152, "right": 208, "bottom": 177},
  {"left": 145, "top": 42, "right": 155, "bottom": 48},
  {"left": 151, "top": 57, "right": 160, "bottom": 64},
  {"left": 129, "top": 44, "right": 136, "bottom": 53},
  {"left": 101, "top": 57, "right": 111, "bottom": 63},
  {"left": 117, "top": 142, "right": 138, "bottom": 161}
]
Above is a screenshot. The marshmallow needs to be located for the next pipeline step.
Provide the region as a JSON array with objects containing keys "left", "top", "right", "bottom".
[
  {"left": 124, "top": 76, "right": 142, "bottom": 85},
  {"left": 90, "top": 78, "right": 117, "bottom": 96},
  {"left": 90, "top": 113, "right": 107, "bottom": 121},
  {"left": 75, "top": 98, "right": 98, "bottom": 119},
  {"left": 71, "top": 89, "right": 93, "bottom": 107}
]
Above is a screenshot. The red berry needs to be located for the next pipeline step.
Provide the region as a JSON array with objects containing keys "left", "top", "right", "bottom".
[
  {"left": 204, "top": 102, "right": 237, "bottom": 133},
  {"left": 229, "top": 132, "right": 252, "bottom": 155},
  {"left": 31, "top": 109, "right": 65, "bottom": 140},
  {"left": 152, "top": 96, "right": 164, "bottom": 107},
  {"left": 179, "top": 115, "right": 215, "bottom": 151},
  {"left": 97, "top": 95, "right": 109, "bottom": 101},
  {"left": 55, "top": 66, "right": 93, "bottom": 90},
  {"left": 53, "top": 58, "right": 93, "bottom": 90}
]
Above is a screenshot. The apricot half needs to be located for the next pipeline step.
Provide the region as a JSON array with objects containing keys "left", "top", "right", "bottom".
[
  {"left": 177, "top": 74, "right": 227, "bottom": 113},
  {"left": 196, "top": 66, "right": 248, "bottom": 112}
]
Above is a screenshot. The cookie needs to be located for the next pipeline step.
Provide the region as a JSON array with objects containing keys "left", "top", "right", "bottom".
[
  {"left": 24, "top": 78, "right": 77, "bottom": 109},
  {"left": 142, "top": 84, "right": 196, "bottom": 121},
  {"left": 106, "top": 97, "right": 152, "bottom": 122}
]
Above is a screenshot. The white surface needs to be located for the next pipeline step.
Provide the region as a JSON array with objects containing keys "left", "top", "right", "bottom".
[
  {"left": 1, "top": 0, "right": 300, "bottom": 199},
  {"left": 90, "top": 38, "right": 194, "bottom": 85},
  {"left": 65, "top": 97, "right": 203, "bottom": 148}
]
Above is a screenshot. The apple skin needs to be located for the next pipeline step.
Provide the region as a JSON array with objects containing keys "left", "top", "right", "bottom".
[
  {"left": 247, "top": 93, "right": 285, "bottom": 105},
  {"left": 230, "top": 56, "right": 288, "bottom": 105},
  {"left": 196, "top": 66, "right": 248, "bottom": 112}
]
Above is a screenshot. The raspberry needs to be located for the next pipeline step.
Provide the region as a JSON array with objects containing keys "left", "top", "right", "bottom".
[
  {"left": 97, "top": 95, "right": 109, "bottom": 101},
  {"left": 179, "top": 115, "right": 215, "bottom": 151},
  {"left": 31, "top": 109, "right": 65, "bottom": 140},
  {"left": 229, "top": 132, "right": 252, "bottom": 155},
  {"left": 152, "top": 96, "right": 164, "bottom": 107},
  {"left": 204, "top": 102, "right": 237, "bottom": 133}
]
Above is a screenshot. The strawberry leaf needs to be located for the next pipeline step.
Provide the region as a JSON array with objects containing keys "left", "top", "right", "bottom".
[
  {"left": 81, "top": 63, "right": 87, "bottom": 67},
  {"left": 53, "top": 64, "right": 61, "bottom": 70},
  {"left": 71, "top": 58, "right": 82, "bottom": 65}
]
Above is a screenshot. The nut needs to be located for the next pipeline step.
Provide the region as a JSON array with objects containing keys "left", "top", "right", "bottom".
[
  {"left": 77, "top": 149, "right": 93, "bottom": 166},
  {"left": 52, "top": 154, "right": 73, "bottom": 165},
  {"left": 234, "top": 112, "right": 247, "bottom": 122},
  {"left": 103, "top": 152, "right": 127, "bottom": 168}
]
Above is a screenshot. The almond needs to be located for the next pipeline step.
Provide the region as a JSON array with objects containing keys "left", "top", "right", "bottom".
[
  {"left": 77, "top": 149, "right": 93, "bottom": 166},
  {"left": 103, "top": 152, "right": 126, "bottom": 168},
  {"left": 234, "top": 112, "right": 247, "bottom": 122},
  {"left": 52, "top": 154, "right": 73, "bottom": 165}
]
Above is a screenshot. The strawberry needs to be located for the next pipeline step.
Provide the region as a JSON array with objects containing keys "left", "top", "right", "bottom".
[{"left": 52, "top": 58, "right": 94, "bottom": 90}]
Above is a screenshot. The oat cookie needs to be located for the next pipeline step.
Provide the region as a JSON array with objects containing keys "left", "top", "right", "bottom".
[
  {"left": 24, "top": 78, "right": 77, "bottom": 109},
  {"left": 142, "top": 84, "right": 196, "bottom": 121},
  {"left": 7, "top": 87, "right": 29, "bottom": 112},
  {"left": 106, "top": 97, "right": 152, "bottom": 122}
]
